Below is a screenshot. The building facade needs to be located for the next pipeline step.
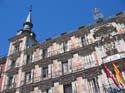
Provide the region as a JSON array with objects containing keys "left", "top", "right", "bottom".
[
  {"left": 0, "top": 56, "right": 6, "bottom": 91},
  {"left": 1, "top": 9, "right": 125, "bottom": 93}
]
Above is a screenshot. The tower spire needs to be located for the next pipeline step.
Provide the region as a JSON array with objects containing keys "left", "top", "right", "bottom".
[{"left": 23, "top": 5, "right": 33, "bottom": 31}]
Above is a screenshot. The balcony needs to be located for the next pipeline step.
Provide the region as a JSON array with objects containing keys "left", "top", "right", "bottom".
[
  {"left": 3, "top": 83, "right": 16, "bottom": 92},
  {"left": 102, "top": 52, "right": 125, "bottom": 63},
  {"left": 6, "top": 63, "right": 19, "bottom": 74},
  {"left": 20, "top": 64, "right": 101, "bottom": 89},
  {"left": 22, "top": 59, "right": 34, "bottom": 72},
  {"left": 21, "top": 43, "right": 95, "bottom": 72},
  {"left": 32, "top": 55, "right": 42, "bottom": 62},
  {"left": 9, "top": 49, "right": 21, "bottom": 59}
]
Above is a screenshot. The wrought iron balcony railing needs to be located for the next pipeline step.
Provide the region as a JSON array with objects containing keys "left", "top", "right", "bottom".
[{"left": 102, "top": 52, "right": 125, "bottom": 63}]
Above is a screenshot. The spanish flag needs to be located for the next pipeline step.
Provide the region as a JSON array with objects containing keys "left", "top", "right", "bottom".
[{"left": 112, "top": 63, "right": 124, "bottom": 85}]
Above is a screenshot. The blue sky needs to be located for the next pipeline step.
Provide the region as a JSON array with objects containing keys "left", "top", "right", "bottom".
[{"left": 0, "top": 0, "right": 125, "bottom": 56}]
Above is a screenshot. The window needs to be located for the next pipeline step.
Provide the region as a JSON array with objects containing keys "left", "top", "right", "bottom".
[
  {"left": 63, "top": 41, "right": 68, "bottom": 52},
  {"left": 59, "top": 43, "right": 64, "bottom": 53},
  {"left": 81, "top": 35, "right": 89, "bottom": 46},
  {"left": 14, "top": 44, "right": 20, "bottom": 53},
  {"left": 43, "top": 48, "right": 48, "bottom": 58},
  {"left": 64, "top": 84, "right": 72, "bottom": 93},
  {"left": 62, "top": 61, "right": 68, "bottom": 74},
  {"left": 11, "top": 60, "right": 16, "bottom": 68},
  {"left": 41, "top": 89, "right": 49, "bottom": 93},
  {"left": 25, "top": 72, "right": 32, "bottom": 84},
  {"left": 42, "top": 66, "right": 48, "bottom": 78},
  {"left": 26, "top": 55, "right": 32, "bottom": 64},
  {"left": 8, "top": 76, "right": 13, "bottom": 88},
  {"left": 89, "top": 77, "right": 100, "bottom": 92}
]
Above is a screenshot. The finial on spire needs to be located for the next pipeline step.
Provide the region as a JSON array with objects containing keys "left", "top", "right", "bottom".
[
  {"left": 23, "top": 5, "right": 33, "bottom": 31},
  {"left": 29, "top": 5, "right": 32, "bottom": 12},
  {"left": 93, "top": 8, "right": 104, "bottom": 22}
]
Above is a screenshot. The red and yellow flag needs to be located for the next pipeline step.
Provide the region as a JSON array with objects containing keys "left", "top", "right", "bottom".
[
  {"left": 103, "top": 64, "right": 119, "bottom": 88},
  {"left": 112, "top": 63, "right": 124, "bottom": 85}
]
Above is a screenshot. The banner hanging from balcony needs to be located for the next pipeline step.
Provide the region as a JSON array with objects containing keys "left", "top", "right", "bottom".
[{"left": 112, "top": 63, "right": 124, "bottom": 86}]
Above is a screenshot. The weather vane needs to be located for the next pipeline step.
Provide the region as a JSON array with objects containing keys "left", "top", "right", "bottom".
[{"left": 94, "top": 8, "right": 104, "bottom": 22}]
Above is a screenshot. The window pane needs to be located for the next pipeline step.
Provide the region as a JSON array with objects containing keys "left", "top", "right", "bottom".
[
  {"left": 64, "top": 84, "right": 72, "bottom": 93},
  {"left": 43, "top": 48, "right": 48, "bottom": 58},
  {"left": 42, "top": 67, "right": 48, "bottom": 78}
]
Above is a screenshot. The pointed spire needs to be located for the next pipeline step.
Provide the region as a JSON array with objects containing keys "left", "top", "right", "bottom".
[
  {"left": 23, "top": 5, "right": 33, "bottom": 31},
  {"left": 26, "top": 5, "right": 32, "bottom": 23}
]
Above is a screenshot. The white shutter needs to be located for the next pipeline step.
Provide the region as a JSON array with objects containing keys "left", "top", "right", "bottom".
[
  {"left": 21, "top": 72, "right": 25, "bottom": 85},
  {"left": 59, "top": 43, "right": 64, "bottom": 53},
  {"left": 12, "top": 75, "right": 15, "bottom": 88},
  {"left": 88, "top": 55, "right": 91, "bottom": 67},
  {"left": 23, "top": 54, "right": 27, "bottom": 65},
  {"left": 39, "top": 49, "right": 42, "bottom": 59},
  {"left": 92, "top": 52, "right": 96, "bottom": 66},
  {"left": 86, "top": 56, "right": 90, "bottom": 68},
  {"left": 101, "top": 46, "right": 106, "bottom": 57},
  {"left": 68, "top": 59, "right": 72, "bottom": 73},
  {"left": 91, "top": 52, "right": 94, "bottom": 62},
  {"left": 120, "top": 39, "right": 125, "bottom": 51},
  {"left": 32, "top": 54, "right": 35, "bottom": 62},
  {"left": 48, "top": 64, "right": 52, "bottom": 78},
  {"left": 38, "top": 67, "right": 41, "bottom": 81},
  {"left": 58, "top": 61, "right": 62, "bottom": 76},
  {"left": 48, "top": 88, "right": 52, "bottom": 93},
  {"left": 72, "top": 81, "right": 76, "bottom": 93},
  {"left": 78, "top": 37, "right": 82, "bottom": 47},
  {"left": 15, "top": 58, "right": 19, "bottom": 67},
  {"left": 6, "top": 59, "right": 11, "bottom": 71},
  {"left": 67, "top": 41, "right": 70, "bottom": 51},
  {"left": 48, "top": 47, "right": 51, "bottom": 57},
  {"left": 31, "top": 69, "right": 34, "bottom": 82},
  {"left": 95, "top": 47, "right": 102, "bottom": 65}
]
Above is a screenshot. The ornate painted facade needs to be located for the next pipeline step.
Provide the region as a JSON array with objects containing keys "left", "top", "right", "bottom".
[{"left": 1, "top": 10, "right": 125, "bottom": 93}]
